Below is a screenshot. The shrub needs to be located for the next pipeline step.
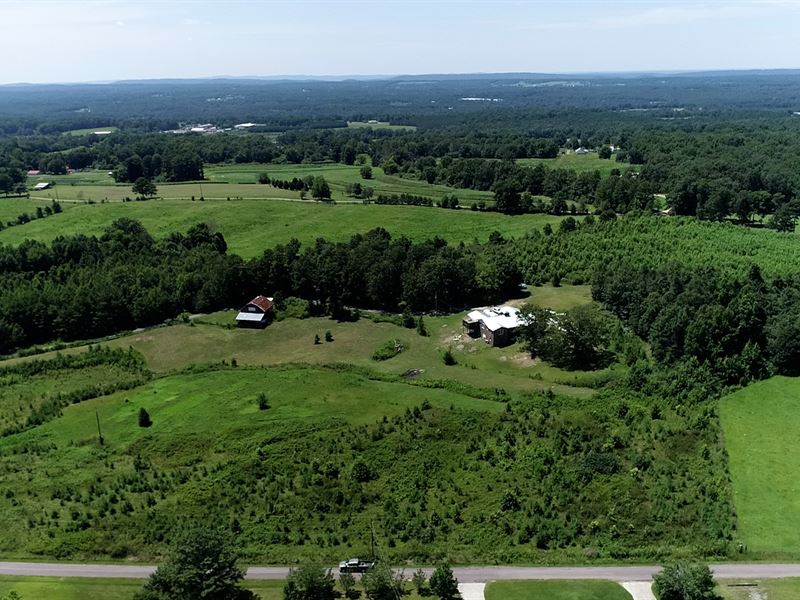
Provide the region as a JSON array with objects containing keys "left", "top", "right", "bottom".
[
  {"left": 416, "top": 316, "right": 428, "bottom": 337},
  {"left": 653, "top": 562, "right": 720, "bottom": 600},
  {"left": 442, "top": 348, "right": 457, "bottom": 366},
  {"left": 412, "top": 568, "right": 428, "bottom": 595},
  {"left": 339, "top": 572, "right": 358, "bottom": 598},
  {"left": 325, "top": 331, "right": 334, "bottom": 342},
  {"left": 429, "top": 563, "right": 458, "bottom": 600},
  {"left": 283, "top": 563, "right": 336, "bottom": 600},
  {"left": 137, "top": 408, "right": 152, "bottom": 428},
  {"left": 372, "top": 339, "right": 406, "bottom": 361},
  {"left": 257, "top": 393, "right": 270, "bottom": 411}
]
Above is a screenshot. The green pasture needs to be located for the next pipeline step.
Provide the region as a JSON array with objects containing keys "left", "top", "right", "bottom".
[
  {"left": 720, "top": 376, "right": 800, "bottom": 554},
  {"left": 0, "top": 197, "right": 563, "bottom": 258},
  {"left": 28, "top": 170, "right": 114, "bottom": 186},
  {"left": 63, "top": 126, "right": 118, "bottom": 136},
  {"left": 346, "top": 120, "right": 416, "bottom": 131},
  {"left": 485, "top": 580, "right": 633, "bottom": 600},
  {"left": 204, "top": 163, "right": 494, "bottom": 203},
  {"left": 28, "top": 163, "right": 494, "bottom": 205},
  {"left": 525, "top": 283, "right": 592, "bottom": 311},
  {"left": 517, "top": 152, "right": 627, "bottom": 176},
  {"left": 0, "top": 197, "right": 69, "bottom": 223}
]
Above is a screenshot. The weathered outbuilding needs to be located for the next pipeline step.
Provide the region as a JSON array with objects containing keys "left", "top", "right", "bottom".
[{"left": 235, "top": 295, "right": 274, "bottom": 328}]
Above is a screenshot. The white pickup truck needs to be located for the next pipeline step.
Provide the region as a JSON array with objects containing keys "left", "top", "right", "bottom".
[{"left": 338, "top": 558, "right": 376, "bottom": 573}]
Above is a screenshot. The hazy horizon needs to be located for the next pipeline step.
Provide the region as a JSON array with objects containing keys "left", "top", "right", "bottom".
[{"left": 2, "top": 0, "right": 800, "bottom": 85}]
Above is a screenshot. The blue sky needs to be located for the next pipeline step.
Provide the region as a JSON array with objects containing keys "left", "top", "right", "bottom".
[{"left": 2, "top": 0, "right": 799, "bottom": 83}]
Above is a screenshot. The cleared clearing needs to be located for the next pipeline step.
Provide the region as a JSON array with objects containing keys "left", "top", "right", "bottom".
[{"left": 720, "top": 376, "right": 800, "bottom": 554}]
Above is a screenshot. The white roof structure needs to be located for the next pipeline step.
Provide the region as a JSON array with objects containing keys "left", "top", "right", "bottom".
[
  {"left": 33, "top": 182, "right": 51, "bottom": 190},
  {"left": 235, "top": 312, "right": 267, "bottom": 322},
  {"left": 465, "top": 305, "right": 522, "bottom": 332}
]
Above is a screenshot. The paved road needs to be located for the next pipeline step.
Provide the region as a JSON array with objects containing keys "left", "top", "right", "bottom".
[{"left": 3, "top": 562, "right": 800, "bottom": 582}]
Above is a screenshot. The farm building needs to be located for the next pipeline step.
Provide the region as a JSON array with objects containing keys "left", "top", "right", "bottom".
[
  {"left": 463, "top": 305, "right": 523, "bottom": 347},
  {"left": 235, "top": 295, "right": 274, "bottom": 328},
  {"left": 575, "top": 147, "right": 589, "bottom": 155},
  {"left": 33, "top": 182, "right": 51, "bottom": 190}
]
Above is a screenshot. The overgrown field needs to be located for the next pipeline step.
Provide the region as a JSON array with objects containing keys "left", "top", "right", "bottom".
[
  {"left": 514, "top": 217, "right": 800, "bottom": 283},
  {"left": 0, "top": 359, "right": 733, "bottom": 563},
  {"left": 0, "top": 280, "right": 734, "bottom": 564},
  {"left": 0, "top": 347, "right": 148, "bottom": 435},
  {"left": 720, "top": 377, "right": 800, "bottom": 555}
]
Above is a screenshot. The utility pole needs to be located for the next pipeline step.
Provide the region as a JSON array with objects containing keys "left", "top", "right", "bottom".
[
  {"left": 370, "top": 520, "right": 375, "bottom": 560},
  {"left": 95, "top": 411, "right": 104, "bottom": 446}
]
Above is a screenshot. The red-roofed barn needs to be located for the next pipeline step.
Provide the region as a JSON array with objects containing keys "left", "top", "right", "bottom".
[{"left": 235, "top": 295, "right": 274, "bottom": 328}]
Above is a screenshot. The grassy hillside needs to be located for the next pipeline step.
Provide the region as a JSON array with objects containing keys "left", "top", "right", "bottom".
[
  {"left": 0, "top": 291, "right": 733, "bottom": 564},
  {"left": 485, "top": 580, "right": 632, "bottom": 600},
  {"left": 0, "top": 197, "right": 561, "bottom": 257},
  {"left": 720, "top": 376, "right": 800, "bottom": 554},
  {"left": 2, "top": 286, "right": 604, "bottom": 399},
  {"left": 0, "top": 197, "right": 70, "bottom": 223}
]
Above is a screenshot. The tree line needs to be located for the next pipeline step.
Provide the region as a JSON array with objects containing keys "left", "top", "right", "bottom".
[{"left": 0, "top": 220, "right": 520, "bottom": 355}]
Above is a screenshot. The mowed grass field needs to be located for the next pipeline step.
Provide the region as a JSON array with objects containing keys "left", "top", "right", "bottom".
[
  {"left": 720, "top": 578, "right": 800, "bottom": 600},
  {"left": 27, "top": 164, "right": 494, "bottom": 204},
  {"left": 485, "top": 580, "right": 632, "bottom": 600},
  {"left": 0, "top": 576, "right": 283, "bottom": 600},
  {"left": 63, "top": 126, "right": 118, "bottom": 136},
  {"left": 517, "top": 152, "right": 628, "bottom": 176},
  {"left": 720, "top": 376, "right": 800, "bottom": 554},
  {"left": 0, "top": 197, "right": 563, "bottom": 257}
]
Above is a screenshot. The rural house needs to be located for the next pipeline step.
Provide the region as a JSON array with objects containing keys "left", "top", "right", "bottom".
[
  {"left": 235, "top": 295, "right": 274, "bottom": 328},
  {"left": 463, "top": 305, "right": 523, "bottom": 347}
]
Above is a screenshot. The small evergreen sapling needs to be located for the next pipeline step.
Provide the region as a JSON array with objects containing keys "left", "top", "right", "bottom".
[{"left": 138, "top": 408, "right": 152, "bottom": 428}]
